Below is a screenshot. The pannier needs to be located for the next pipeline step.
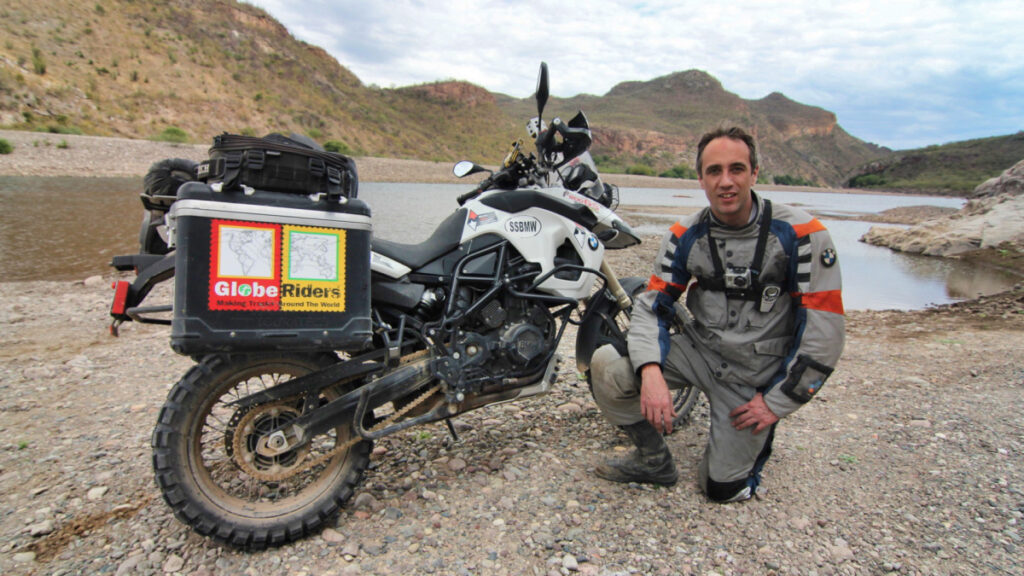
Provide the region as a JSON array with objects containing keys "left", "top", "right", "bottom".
[
  {"left": 197, "top": 133, "right": 358, "bottom": 200},
  {"left": 167, "top": 182, "right": 372, "bottom": 355}
]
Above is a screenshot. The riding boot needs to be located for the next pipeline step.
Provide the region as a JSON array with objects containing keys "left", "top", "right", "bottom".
[{"left": 594, "top": 420, "right": 678, "bottom": 486}]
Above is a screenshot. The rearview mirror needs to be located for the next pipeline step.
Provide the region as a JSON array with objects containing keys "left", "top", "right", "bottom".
[
  {"left": 535, "top": 62, "right": 549, "bottom": 119},
  {"left": 453, "top": 160, "right": 488, "bottom": 178}
]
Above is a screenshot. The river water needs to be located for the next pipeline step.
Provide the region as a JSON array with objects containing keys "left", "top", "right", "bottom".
[{"left": 0, "top": 177, "right": 1017, "bottom": 310}]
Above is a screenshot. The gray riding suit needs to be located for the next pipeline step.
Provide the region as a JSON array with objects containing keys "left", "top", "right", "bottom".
[{"left": 591, "top": 192, "right": 845, "bottom": 500}]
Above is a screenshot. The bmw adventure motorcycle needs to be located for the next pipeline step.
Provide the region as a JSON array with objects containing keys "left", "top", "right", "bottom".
[{"left": 108, "top": 63, "right": 696, "bottom": 548}]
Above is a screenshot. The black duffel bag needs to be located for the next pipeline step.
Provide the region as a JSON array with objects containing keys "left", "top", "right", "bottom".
[{"left": 197, "top": 133, "right": 358, "bottom": 200}]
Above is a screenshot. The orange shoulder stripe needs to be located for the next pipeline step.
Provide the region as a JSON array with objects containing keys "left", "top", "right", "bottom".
[
  {"left": 799, "top": 290, "right": 844, "bottom": 315},
  {"left": 670, "top": 221, "right": 687, "bottom": 238},
  {"left": 792, "top": 218, "right": 826, "bottom": 238}
]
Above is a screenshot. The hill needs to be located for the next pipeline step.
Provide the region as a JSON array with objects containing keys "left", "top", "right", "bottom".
[
  {"left": 0, "top": 0, "right": 953, "bottom": 187},
  {"left": 845, "top": 132, "right": 1024, "bottom": 196},
  {"left": 0, "top": 0, "right": 519, "bottom": 164},
  {"left": 494, "top": 71, "right": 886, "bottom": 186}
]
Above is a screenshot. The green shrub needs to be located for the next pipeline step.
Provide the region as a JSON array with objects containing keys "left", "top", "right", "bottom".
[
  {"left": 773, "top": 174, "right": 818, "bottom": 187},
  {"left": 847, "top": 173, "right": 887, "bottom": 188},
  {"left": 32, "top": 46, "right": 46, "bottom": 75},
  {"left": 47, "top": 124, "right": 83, "bottom": 135},
  {"left": 659, "top": 164, "right": 698, "bottom": 180},
  {"left": 625, "top": 164, "right": 657, "bottom": 176},
  {"left": 56, "top": 139, "right": 69, "bottom": 149},
  {"left": 0, "top": 139, "right": 13, "bottom": 154},
  {"left": 324, "top": 140, "right": 353, "bottom": 155},
  {"left": 155, "top": 126, "right": 189, "bottom": 143}
]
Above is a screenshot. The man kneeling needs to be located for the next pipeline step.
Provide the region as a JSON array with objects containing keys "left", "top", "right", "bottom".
[{"left": 591, "top": 127, "right": 845, "bottom": 502}]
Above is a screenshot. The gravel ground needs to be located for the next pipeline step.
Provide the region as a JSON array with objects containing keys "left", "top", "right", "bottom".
[
  {"left": 2, "top": 130, "right": 1023, "bottom": 575},
  {"left": 1, "top": 241, "right": 1022, "bottom": 576}
]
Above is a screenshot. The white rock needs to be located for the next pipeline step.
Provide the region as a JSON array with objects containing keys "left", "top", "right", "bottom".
[
  {"left": 321, "top": 528, "right": 346, "bottom": 544},
  {"left": 87, "top": 486, "right": 109, "bottom": 501},
  {"left": 116, "top": 554, "right": 145, "bottom": 576},
  {"left": 22, "top": 366, "right": 56, "bottom": 380},
  {"left": 162, "top": 553, "right": 184, "bottom": 572},
  {"left": 341, "top": 541, "right": 360, "bottom": 557},
  {"left": 351, "top": 492, "right": 379, "bottom": 510},
  {"left": 28, "top": 519, "right": 54, "bottom": 536},
  {"left": 557, "top": 402, "right": 583, "bottom": 415}
]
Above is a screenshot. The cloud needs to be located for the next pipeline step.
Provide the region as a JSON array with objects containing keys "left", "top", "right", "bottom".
[{"left": 247, "top": 0, "right": 1024, "bottom": 149}]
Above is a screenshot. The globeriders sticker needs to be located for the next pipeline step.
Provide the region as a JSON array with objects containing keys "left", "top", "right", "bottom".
[{"left": 208, "top": 219, "right": 347, "bottom": 312}]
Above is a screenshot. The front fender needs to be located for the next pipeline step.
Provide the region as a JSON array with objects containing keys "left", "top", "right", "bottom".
[{"left": 574, "top": 276, "right": 646, "bottom": 374}]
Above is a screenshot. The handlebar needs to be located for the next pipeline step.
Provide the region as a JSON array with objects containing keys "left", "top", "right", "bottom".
[
  {"left": 457, "top": 182, "right": 486, "bottom": 206},
  {"left": 537, "top": 118, "right": 560, "bottom": 160}
]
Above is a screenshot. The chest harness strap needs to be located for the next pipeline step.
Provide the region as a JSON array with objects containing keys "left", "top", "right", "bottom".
[{"left": 698, "top": 199, "right": 780, "bottom": 305}]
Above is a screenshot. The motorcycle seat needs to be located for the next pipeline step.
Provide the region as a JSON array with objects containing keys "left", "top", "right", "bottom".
[{"left": 371, "top": 208, "right": 468, "bottom": 269}]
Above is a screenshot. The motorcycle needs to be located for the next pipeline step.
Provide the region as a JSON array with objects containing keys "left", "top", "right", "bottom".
[{"left": 109, "top": 63, "right": 697, "bottom": 548}]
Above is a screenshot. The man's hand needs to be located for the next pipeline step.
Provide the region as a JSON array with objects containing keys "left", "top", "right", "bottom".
[
  {"left": 640, "top": 364, "right": 677, "bottom": 434},
  {"left": 730, "top": 392, "right": 779, "bottom": 434}
]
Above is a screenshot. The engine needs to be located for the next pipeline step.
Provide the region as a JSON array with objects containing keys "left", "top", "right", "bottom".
[{"left": 446, "top": 287, "right": 556, "bottom": 391}]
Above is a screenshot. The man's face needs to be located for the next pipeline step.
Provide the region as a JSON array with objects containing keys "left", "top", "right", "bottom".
[{"left": 698, "top": 137, "right": 758, "bottom": 227}]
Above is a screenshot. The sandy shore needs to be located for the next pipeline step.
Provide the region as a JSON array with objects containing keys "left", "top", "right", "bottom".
[{"left": 0, "top": 129, "right": 681, "bottom": 188}]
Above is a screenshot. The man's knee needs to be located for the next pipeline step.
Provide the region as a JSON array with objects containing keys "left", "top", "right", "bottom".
[
  {"left": 590, "top": 344, "right": 642, "bottom": 424},
  {"left": 593, "top": 340, "right": 622, "bottom": 381},
  {"left": 591, "top": 344, "right": 631, "bottom": 390},
  {"left": 704, "top": 477, "right": 753, "bottom": 503}
]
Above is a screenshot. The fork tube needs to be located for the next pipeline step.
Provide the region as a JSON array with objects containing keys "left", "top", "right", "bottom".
[{"left": 600, "top": 259, "right": 633, "bottom": 310}]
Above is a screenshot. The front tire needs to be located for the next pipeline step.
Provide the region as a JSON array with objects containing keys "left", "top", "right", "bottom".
[
  {"left": 152, "top": 353, "right": 370, "bottom": 549},
  {"left": 577, "top": 277, "right": 699, "bottom": 429}
]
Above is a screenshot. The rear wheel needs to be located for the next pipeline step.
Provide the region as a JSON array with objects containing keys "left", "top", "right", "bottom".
[
  {"left": 580, "top": 277, "right": 699, "bottom": 429},
  {"left": 152, "top": 353, "right": 370, "bottom": 549}
]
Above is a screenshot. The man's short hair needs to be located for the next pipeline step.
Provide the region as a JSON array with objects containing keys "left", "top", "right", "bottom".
[{"left": 696, "top": 127, "right": 758, "bottom": 176}]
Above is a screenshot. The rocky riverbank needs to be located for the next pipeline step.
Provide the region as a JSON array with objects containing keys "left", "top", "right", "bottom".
[{"left": 863, "top": 159, "right": 1024, "bottom": 262}]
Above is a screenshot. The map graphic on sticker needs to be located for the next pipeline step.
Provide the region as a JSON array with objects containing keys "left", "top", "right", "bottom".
[
  {"left": 218, "top": 224, "right": 275, "bottom": 278},
  {"left": 288, "top": 230, "right": 339, "bottom": 281}
]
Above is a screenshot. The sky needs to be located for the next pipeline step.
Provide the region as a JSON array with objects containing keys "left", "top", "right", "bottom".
[{"left": 247, "top": 0, "right": 1024, "bottom": 151}]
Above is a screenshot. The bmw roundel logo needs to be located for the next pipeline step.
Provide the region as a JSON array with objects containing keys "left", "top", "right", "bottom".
[
  {"left": 588, "top": 236, "right": 600, "bottom": 251},
  {"left": 821, "top": 248, "right": 837, "bottom": 267}
]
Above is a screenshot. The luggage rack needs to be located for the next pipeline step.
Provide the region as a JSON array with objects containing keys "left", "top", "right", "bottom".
[{"left": 109, "top": 252, "right": 176, "bottom": 334}]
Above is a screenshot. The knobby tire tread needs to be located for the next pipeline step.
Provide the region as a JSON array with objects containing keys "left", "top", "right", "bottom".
[{"left": 151, "top": 353, "right": 369, "bottom": 550}]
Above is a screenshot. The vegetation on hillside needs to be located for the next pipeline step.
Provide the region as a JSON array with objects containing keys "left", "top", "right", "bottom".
[
  {"left": 846, "top": 132, "right": 1024, "bottom": 196},
  {"left": 0, "top": 0, "right": 517, "bottom": 164}
]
